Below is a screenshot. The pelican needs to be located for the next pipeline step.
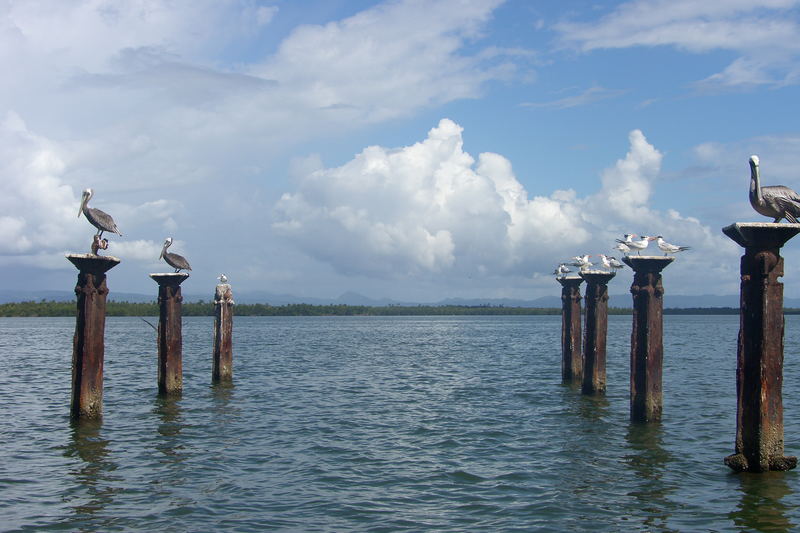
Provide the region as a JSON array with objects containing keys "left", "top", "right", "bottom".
[
  {"left": 553, "top": 263, "right": 571, "bottom": 277},
  {"left": 78, "top": 188, "right": 122, "bottom": 237},
  {"left": 570, "top": 254, "right": 592, "bottom": 271},
  {"left": 159, "top": 238, "right": 192, "bottom": 272},
  {"left": 749, "top": 155, "right": 800, "bottom": 223},
  {"left": 654, "top": 236, "right": 690, "bottom": 255},
  {"left": 218, "top": 274, "right": 228, "bottom": 283}
]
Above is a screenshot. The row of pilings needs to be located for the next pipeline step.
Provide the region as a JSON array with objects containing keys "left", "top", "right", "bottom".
[
  {"left": 67, "top": 253, "right": 234, "bottom": 420},
  {"left": 558, "top": 223, "right": 799, "bottom": 473}
]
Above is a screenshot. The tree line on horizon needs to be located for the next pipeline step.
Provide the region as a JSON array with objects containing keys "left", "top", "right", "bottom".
[{"left": 0, "top": 300, "right": 781, "bottom": 317}]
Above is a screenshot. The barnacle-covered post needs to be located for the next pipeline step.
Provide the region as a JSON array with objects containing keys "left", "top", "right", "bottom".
[
  {"left": 67, "top": 253, "right": 120, "bottom": 419},
  {"left": 623, "top": 255, "right": 674, "bottom": 422},
  {"left": 580, "top": 270, "right": 616, "bottom": 395},
  {"left": 557, "top": 276, "right": 584, "bottom": 382},
  {"left": 213, "top": 279, "right": 234, "bottom": 383},
  {"left": 150, "top": 273, "right": 189, "bottom": 395},
  {"left": 723, "top": 222, "right": 799, "bottom": 472}
]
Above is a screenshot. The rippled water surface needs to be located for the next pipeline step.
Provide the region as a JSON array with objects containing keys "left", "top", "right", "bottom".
[{"left": 1, "top": 315, "right": 799, "bottom": 531}]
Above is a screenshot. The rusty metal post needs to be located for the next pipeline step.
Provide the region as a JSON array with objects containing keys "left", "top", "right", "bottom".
[
  {"left": 623, "top": 255, "right": 674, "bottom": 422},
  {"left": 557, "top": 276, "right": 584, "bottom": 383},
  {"left": 723, "top": 222, "right": 800, "bottom": 472},
  {"left": 212, "top": 281, "right": 234, "bottom": 383},
  {"left": 150, "top": 273, "right": 189, "bottom": 395},
  {"left": 580, "top": 270, "right": 616, "bottom": 395},
  {"left": 67, "top": 254, "right": 120, "bottom": 419}
]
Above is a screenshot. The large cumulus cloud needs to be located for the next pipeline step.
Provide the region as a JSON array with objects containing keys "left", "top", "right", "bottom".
[{"left": 274, "top": 118, "right": 732, "bottom": 287}]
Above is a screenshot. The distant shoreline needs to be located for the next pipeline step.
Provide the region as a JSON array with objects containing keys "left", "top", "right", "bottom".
[{"left": 1, "top": 300, "right": 796, "bottom": 317}]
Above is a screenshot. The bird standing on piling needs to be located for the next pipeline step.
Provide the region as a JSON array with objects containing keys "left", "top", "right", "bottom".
[
  {"left": 553, "top": 263, "right": 571, "bottom": 278},
  {"left": 159, "top": 238, "right": 192, "bottom": 272},
  {"left": 617, "top": 234, "right": 650, "bottom": 255},
  {"left": 78, "top": 188, "right": 122, "bottom": 238},
  {"left": 599, "top": 254, "right": 624, "bottom": 272},
  {"left": 748, "top": 155, "right": 800, "bottom": 223},
  {"left": 654, "top": 236, "right": 690, "bottom": 255},
  {"left": 570, "top": 254, "right": 592, "bottom": 271},
  {"left": 613, "top": 241, "right": 631, "bottom": 255}
]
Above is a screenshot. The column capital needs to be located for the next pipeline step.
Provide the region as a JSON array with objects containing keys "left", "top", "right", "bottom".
[
  {"left": 723, "top": 222, "right": 800, "bottom": 249},
  {"left": 579, "top": 270, "right": 616, "bottom": 285},
  {"left": 622, "top": 255, "right": 674, "bottom": 274},
  {"left": 149, "top": 272, "right": 190, "bottom": 287},
  {"left": 67, "top": 253, "right": 120, "bottom": 275}
]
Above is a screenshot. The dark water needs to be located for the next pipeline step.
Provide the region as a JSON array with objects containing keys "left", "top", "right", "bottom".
[{"left": 0, "top": 315, "right": 798, "bottom": 532}]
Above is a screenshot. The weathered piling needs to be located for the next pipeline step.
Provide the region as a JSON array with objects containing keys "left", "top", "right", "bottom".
[
  {"left": 67, "top": 253, "right": 120, "bottom": 419},
  {"left": 557, "top": 276, "right": 584, "bottom": 383},
  {"left": 622, "top": 255, "right": 674, "bottom": 422},
  {"left": 212, "top": 281, "right": 234, "bottom": 383},
  {"left": 580, "top": 270, "right": 616, "bottom": 395},
  {"left": 722, "top": 222, "right": 800, "bottom": 472},
  {"left": 149, "top": 273, "right": 189, "bottom": 395}
]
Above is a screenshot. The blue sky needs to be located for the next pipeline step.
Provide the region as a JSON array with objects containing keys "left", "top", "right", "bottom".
[{"left": 2, "top": 0, "right": 800, "bottom": 301}]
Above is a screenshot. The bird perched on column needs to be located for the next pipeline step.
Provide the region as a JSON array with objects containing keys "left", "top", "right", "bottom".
[
  {"left": 159, "top": 238, "right": 192, "bottom": 272},
  {"left": 748, "top": 155, "right": 800, "bottom": 223},
  {"left": 78, "top": 188, "right": 122, "bottom": 238}
]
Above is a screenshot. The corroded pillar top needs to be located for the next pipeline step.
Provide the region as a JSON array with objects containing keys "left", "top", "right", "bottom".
[
  {"left": 214, "top": 283, "right": 235, "bottom": 305},
  {"left": 557, "top": 275, "right": 584, "bottom": 289},
  {"left": 622, "top": 255, "right": 674, "bottom": 274},
  {"left": 722, "top": 222, "right": 800, "bottom": 249},
  {"left": 149, "top": 272, "right": 190, "bottom": 287},
  {"left": 66, "top": 253, "right": 120, "bottom": 275},
  {"left": 579, "top": 270, "right": 616, "bottom": 285}
]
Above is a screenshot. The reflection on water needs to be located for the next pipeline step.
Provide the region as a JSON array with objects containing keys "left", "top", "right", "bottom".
[
  {"left": 63, "top": 419, "right": 118, "bottom": 518},
  {"left": 729, "top": 472, "right": 796, "bottom": 531},
  {"left": 152, "top": 394, "right": 185, "bottom": 463},
  {"left": 625, "top": 423, "right": 675, "bottom": 531}
]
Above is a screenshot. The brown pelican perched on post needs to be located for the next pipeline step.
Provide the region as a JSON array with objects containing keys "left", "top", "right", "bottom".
[
  {"left": 78, "top": 188, "right": 122, "bottom": 237},
  {"left": 749, "top": 155, "right": 800, "bottom": 223},
  {"left": 159, "top": 238, "right": 192, "bottom": 272}
]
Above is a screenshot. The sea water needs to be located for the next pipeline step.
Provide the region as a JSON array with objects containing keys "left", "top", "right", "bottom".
[{"left": 0, "top": 315, "right": 798, "bottom": 531}]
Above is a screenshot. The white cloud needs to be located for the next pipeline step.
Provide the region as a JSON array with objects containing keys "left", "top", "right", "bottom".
[
  {"left": 521, "top": 86, "right": 627, "bottom": 109},
  {"left": 0, "top": 112, "right": 81, "bottom": 254},
  {"left": 274, "top": 118, "right": 730, "bottom": 289},
  {"left": 555, "top": 0, "right": 800, "bottom": 88},
  {"left": 108, "top": 239, "right": 161, "bottom": 262}
]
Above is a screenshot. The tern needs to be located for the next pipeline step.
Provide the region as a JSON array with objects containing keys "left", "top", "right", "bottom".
[
  {"left": 599, "top": 254, "right": 625, "bottom": 272},
  {"left": 617, "top": 234, "right": 650, "bottom": 255},
  {"left": 613, "top": 242, "right": 631, "bottom": 255},
  {"left": 570, "top": 254, "right": 593, "bottom": 271},
  {"left": 654, "top": 236, "right": 690, "bottom": 255},
  {"left": 553, "top": 263, "right": 571, "bottom": 277}
]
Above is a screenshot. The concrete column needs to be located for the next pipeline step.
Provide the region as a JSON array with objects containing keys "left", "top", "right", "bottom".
[
  {"left": 150, "top": 273, "right": 189, "bottom": 395},
  {"left": 212, "top": 282, "right": 234, "bottom": 383},
  {"left": 557, "top": 276, "right": 584, "bottom": 383},
  {"left": 580, "top": 271, "right": 616, "bottom": 395},
  {"left": 722, "top": 222, "right": 800, "bottom": 472},
  {"left": 67, "top": 254, "right": 120, "bottom": 419},
  {"left": 623, "top": 255, "right": 674, "bottom": 422}
]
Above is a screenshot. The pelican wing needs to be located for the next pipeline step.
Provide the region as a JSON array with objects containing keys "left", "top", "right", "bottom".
[
  {"left": 767, "top": 186, "right": 800, "bottom": 223},
  {"left": 85, "top": 207, "right": 122, "bottom": 235}
]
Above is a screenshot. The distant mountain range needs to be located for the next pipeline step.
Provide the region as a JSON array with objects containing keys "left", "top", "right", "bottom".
[{"left": 0, "top": 289, "right": 774, "bottom": 308}]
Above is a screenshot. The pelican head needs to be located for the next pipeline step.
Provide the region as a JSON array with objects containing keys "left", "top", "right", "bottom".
[
  {"left": 78, "top": 188, "right": 93, "bottom": 217},
  {"left": 159, "top": 237, "right": 173, "bottom": 259},
  {"left": 218, "top": 274, "right": 228, "bottom": 283},
  {"left": 750, "top": 155, "right": 759, "bottom": 167}
]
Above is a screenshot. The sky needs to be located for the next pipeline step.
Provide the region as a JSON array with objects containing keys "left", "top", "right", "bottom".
[{"left": 2, "top": 0, "right": 800, "bottom": 302}]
